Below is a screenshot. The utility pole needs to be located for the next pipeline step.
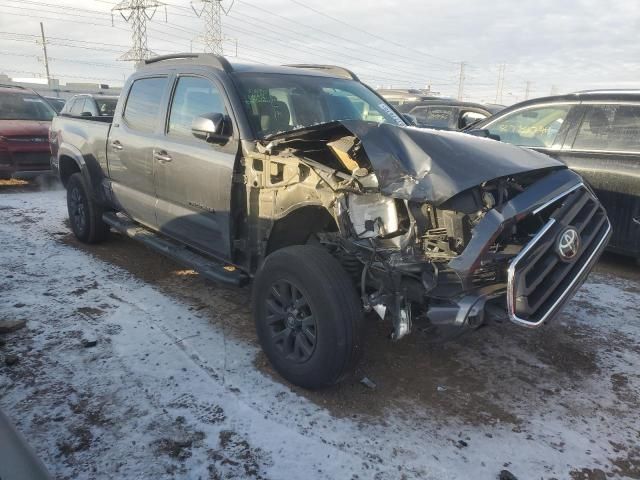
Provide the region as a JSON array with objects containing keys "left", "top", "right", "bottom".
[
  {"left": 495, "top": 64, "right": 506, "bottom": 104},
  {"left": 525, "top": 81, "right": 532, "bottom": 100},
  {"left": 457, "top": 62, "right": 466, "bottom": 101},
  {"left": 112, "top": 0, "right": 166, "bottom": 67},
  {"left": 191, "top": 0, "right": 234, "bottom": 55},
  {"left": 38, "top": 22, "right": 51, "bottom": 87}
]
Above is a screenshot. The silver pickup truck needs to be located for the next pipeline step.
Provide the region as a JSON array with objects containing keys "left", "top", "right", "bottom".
[{"left": 49, "top": 53, "right": 611, "bottom": 389}]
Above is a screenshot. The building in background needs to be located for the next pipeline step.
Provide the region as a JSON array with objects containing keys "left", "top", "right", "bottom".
[{"left": 0, "top": 73, "right": 121, "bottom": 100}]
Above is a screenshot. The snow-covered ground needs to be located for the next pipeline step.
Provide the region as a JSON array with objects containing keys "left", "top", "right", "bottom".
[{"left": 1, "top": 188, "right": 639, "bottom": 480}]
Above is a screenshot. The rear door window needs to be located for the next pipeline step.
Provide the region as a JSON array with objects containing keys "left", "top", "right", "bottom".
[
  {"left": 168, "top": 76, "right": 226, "bottom": 139},
  {"left": 95, "top": 98, "right": 117, "bottom": 116},
  {"left": 485, "top": 105, "right": 572, "bottom": 148},
  {"left": 70, "top": 98, "right": 86, "bottom": 116},
  {"left": 573, "top": 104, "right": 640, "bottom": 152},
  {"left": 123, "top": 77, "right": 169, "bottom": 133}
]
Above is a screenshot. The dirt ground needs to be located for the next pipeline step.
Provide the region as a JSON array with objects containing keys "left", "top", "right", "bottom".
[{"left": 1, "top": 180, "right": 639, "bottom": 480}]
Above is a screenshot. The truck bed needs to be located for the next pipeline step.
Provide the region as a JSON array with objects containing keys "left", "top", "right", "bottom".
[{"left": 50, "top": 115, "right": 112, "bottom": 179}]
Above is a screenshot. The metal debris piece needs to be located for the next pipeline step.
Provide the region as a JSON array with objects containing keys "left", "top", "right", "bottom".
[
  {"left": 4, "top": 354, "right": 19, "bottom": 366},
  {"left": 81, "top": 338, "right": 98, "bottom": 348},
  {"left": 0, "top": 319, "right": 26, "bottom": 334},
  {"left": 499, "top": 470, "right": 518, "bottom": 480},
  {"left": 360, "top": 376, "right": 377, "bottom": 390}
]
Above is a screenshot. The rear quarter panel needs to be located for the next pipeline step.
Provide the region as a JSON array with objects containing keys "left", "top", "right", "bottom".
[{"left": 51, "top": 115, "right": 111, "bottom": 194}]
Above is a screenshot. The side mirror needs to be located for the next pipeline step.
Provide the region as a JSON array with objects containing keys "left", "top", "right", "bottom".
[
  {"left": 80, "top": 111, "right": 93, "bottom": 117},
  {"left": 467, "top": 128, "right": 501, "bottom": 141},
  {"left": 192, "top": 113, "right": 229, "bottom": 144}
]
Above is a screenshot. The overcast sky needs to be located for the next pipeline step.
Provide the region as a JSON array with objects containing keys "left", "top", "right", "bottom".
[{"left": 1, "top": 0, "right": 639, "bottom": 104}]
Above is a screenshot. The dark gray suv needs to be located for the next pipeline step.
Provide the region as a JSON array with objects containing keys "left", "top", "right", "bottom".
[{"left": 470, "top": 90, "right": 640, "bottom": 261}]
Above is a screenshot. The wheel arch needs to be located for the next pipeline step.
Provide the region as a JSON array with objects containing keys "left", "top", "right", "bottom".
[
  {"left": 56, "top": 143, "right": 106, "bottom": 204},
  {"left": 57, "top": 143, "right": 87, "bottom": 188},
  {"left": 266, "top": 205, "right": 338, "bottom": 256}
]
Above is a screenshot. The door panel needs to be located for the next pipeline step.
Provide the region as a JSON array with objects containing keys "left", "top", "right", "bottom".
[
  {"left": 108, "top": 76, "right": 170, "bottom": 229},
  {"left": 557, "top": 104, "right": 640, "bottom": 256},
  {"left": 154, "top": 74, "right": 237, "bottom": 259},
  {"left": 556, "top": 152, "right": 640, "bottom": 256}
]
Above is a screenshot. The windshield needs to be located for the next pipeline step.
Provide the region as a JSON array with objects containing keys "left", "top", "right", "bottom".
[
  {"left": 233, "top": 72, "right": 406, "bottom": 138},
  {"left": 0, "top": 92, "right": 56, "bottom": 121}
]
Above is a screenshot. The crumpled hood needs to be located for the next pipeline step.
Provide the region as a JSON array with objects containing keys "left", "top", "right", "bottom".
[{"left": 339, "top": 120, "right": 564, "bottom": 205}]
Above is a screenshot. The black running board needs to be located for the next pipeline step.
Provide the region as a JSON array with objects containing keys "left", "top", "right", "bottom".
[{"left": 102, "top": 212, "right": 248, "bottom": 287}]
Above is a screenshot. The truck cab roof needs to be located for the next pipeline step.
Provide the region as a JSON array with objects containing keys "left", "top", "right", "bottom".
[{"left": 139, "top": 53, "right": 359, "bottom": 80}]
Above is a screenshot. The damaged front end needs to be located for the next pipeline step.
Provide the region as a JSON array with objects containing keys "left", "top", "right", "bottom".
[{"left": 246, "top": 121, "right": 611, "bottom": 340}]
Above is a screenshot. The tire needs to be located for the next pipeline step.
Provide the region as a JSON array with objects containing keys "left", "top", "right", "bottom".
[
  {"left": 66, "top": 172, "right": 109, "bottom": 244},
  {"left": 252, "top": 245, "right": 363, "bottom": 389}
]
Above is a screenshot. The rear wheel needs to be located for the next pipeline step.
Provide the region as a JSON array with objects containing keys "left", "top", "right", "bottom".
[
  {"left": 252, "top": 245, "right": 363, "bottom": 389},
  {"left": 66, "top": 173, "right": 109, "bottom": 243}
]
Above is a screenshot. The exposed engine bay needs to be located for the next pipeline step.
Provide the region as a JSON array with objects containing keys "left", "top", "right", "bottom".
[{"left": 242, "top": 120, "right": 606, "bottom": 340}]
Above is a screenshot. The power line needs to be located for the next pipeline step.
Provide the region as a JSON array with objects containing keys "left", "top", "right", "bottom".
[
  {"left": 146, "top": 16, "right": 446, "bottom": 86},
  {"left": 0, "top": 51, "right": 132, "bottom": 70},
  {"left": 221, "top": 13, "right": 455, "bottom": 83},
  {"left": 226, "top": 6, "right": 449, "bottom": 74},
  {"left": 0, "top": 8, "right": 126, "bottom": 29},
  {"left": 234, "top": 0, "right": 454, "bottom": 72},
  {"left": 286, "top": 0, "right": 457, "bottom": 67},
  {"left": 3, "top": 0, "right": 456, "bottom": 88},
  {"left": 1, "top": 68, "right": 125, "bottom": 83}
]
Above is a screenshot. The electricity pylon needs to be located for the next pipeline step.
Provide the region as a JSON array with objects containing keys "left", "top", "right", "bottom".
[
  {"left": 191, "top": 0, "right": 234, "bottom": 55},
  {"left": 112, "top": 0, "right": 167, "bottom": 65}
]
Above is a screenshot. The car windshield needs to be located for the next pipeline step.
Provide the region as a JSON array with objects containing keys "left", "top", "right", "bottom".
[
  {"left": 0, "top": 92, "right": 56, "bottom": 121},
  {"left": 233, "top": 72, "right": 406, "bottom": 139}
]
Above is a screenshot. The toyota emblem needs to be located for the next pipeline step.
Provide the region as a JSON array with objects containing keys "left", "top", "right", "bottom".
[{"left": 557, "top": 227, "right": 581, "bottom": 261}]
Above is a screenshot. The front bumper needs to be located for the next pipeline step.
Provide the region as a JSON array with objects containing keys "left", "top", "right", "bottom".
[
  {"left": 0, "top": 145, "right": 53, "bottom": 178},
  {"left": 431, "top": 169, "right": 610, "bottom": 330}
]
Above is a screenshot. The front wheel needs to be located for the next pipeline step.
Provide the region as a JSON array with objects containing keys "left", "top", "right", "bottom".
[
  {"left": 66, "top": 172, "right": 109, "bottom": 244},
  {"left": 252, "top": 245, "right": 363, "bottom": 390}
]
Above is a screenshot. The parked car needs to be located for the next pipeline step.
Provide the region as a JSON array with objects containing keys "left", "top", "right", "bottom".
[
  {"left": 0, "top": 84, "right": 56, "bottom": 179},
  {"left": 376, "top": 88, "right": 441, "bottom": 107},
  {"left": 468, "top": 90, "right": 640, "bottom": 261},
  {"left": 398, "top": 99, "right": 503, "bottom": 131},
  {"left": 43, "top": 96, "right": 66, "bottom": 113},
  {"left": 60, "top": 94, "right": 118, "bottom": 118},
  {"left": 50, "top": 54, "right": 610, "bottom": 389}
]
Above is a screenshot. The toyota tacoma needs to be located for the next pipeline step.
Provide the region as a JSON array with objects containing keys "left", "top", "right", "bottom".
[{"left": 49, "top": 54, "right": 611, "bottom": 389}]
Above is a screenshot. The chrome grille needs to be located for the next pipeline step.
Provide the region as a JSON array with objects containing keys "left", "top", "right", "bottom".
[
  {"left": 507, "top": 184, "right": 611, "bottom": 327},
  {"left": 11, "top": 152, "right": 51, "bottom": 169}
]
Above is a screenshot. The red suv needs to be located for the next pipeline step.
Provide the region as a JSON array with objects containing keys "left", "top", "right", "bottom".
[{"left": 0, "top": 84, "right": 56, "bottom": 179}]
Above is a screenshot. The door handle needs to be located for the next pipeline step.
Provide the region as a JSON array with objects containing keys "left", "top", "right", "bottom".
[
  {"left": 111, "top": 140, "right": 123, "bottom": 151},
  {"left": 153, "top": 150, "right": 172, "bottom": 163}
]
